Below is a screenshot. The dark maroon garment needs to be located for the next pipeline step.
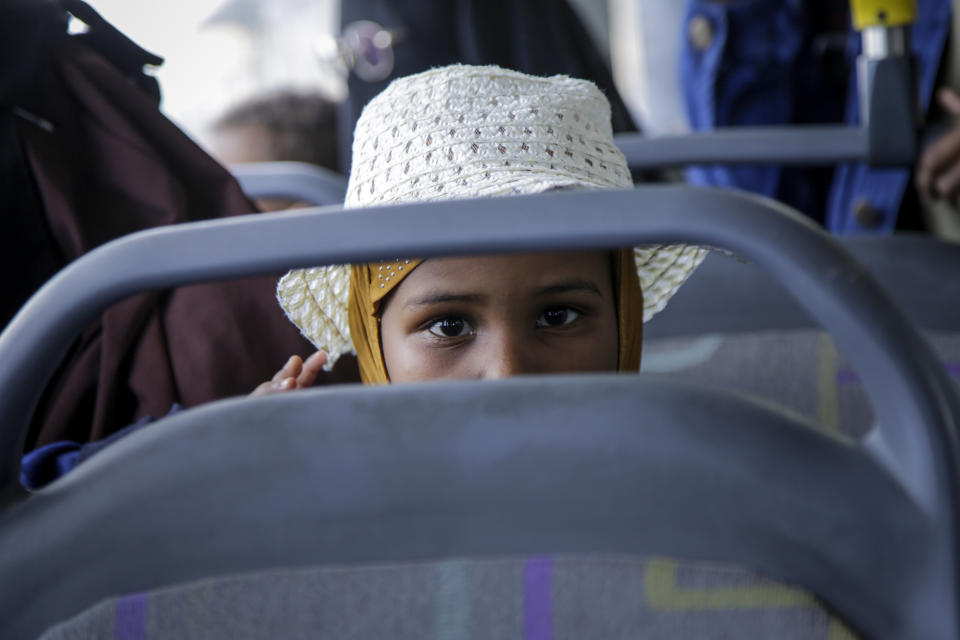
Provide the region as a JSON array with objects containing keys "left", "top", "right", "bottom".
[{"left": 3, "top": 1, "right": 358, "bottom": 450}]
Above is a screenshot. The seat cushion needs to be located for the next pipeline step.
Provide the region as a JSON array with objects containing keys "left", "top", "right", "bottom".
[{"left": 39, "top": 555, "right": 857, "bottom": 639}]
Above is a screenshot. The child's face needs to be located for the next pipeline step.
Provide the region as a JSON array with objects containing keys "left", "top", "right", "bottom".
[{"left": 379, "top": 251, "right": 619, "bottom": 381}]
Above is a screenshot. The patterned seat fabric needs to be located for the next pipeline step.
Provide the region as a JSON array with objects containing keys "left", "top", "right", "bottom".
[
  {"left": 40, "top": 555, "right": 856, "bottom": 640},
  {"left": 644, "top": 330, "right": 960, "bottom": 440}
]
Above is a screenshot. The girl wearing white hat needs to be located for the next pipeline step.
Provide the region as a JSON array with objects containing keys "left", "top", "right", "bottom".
[
  {"left": 21, "top": 65, "right": 706, "bottom": 490},
  {"left": 257, "top": 64, "right": 705, "bottom": 392}
]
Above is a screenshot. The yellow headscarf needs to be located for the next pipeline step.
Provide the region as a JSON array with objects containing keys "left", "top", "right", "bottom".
[{"left": 348, "top": 250, "right": 643, "bottom": 384}]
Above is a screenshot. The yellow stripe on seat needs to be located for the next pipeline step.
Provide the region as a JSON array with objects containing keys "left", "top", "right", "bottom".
[
  {"left": 644, "top": 558, "right": 859, "bottom": 637},
  {"left": 643, "top": 558, "right": 814, "bottom": 612}
]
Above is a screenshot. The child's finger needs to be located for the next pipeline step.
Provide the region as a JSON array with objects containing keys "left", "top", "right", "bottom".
[
  {"left": 939, "top": 88, "right": 960, "bottom": 116},
  {"left": 304, "top": 350, "right": 328, "bottom": 372},
  {"left": 297, "top": 351, "right": 328, "bottom": 388},
  {"left": 272, "top": 355, "right": 303, "bottom": 382}
]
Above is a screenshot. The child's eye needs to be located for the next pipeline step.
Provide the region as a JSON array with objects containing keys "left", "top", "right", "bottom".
[
  {"left": 427, "top": 317, "right": 473, "bottom": 338},
  {"left": 536, "top": 307, "right": 581, "bottom": 328}
]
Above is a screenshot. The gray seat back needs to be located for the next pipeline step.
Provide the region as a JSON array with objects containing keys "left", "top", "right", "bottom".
[
  {"left": 230, "top": 161, "right": 347, "bottom": 206},
  {"left": 0, "top": 187, "right": 958, "bottom": 639},
  {"left": 646, "top": 236, "right": 960, "bottom": 339}
]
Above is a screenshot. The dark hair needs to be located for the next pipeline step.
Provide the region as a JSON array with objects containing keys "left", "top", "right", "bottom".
[{"left": 214, "top": 90, "right": 341, "bottom": 172}]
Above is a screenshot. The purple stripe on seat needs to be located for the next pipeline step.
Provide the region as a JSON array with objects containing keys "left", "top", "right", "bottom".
[
  {"left": 115, "top": 593, "right": 148, "bottom": 640},
  {"left": 836, "top": 369, "right": 859, "bottom": 384},
  {"left": 524, "top": 556, "right": 553, "bottom": 640}
]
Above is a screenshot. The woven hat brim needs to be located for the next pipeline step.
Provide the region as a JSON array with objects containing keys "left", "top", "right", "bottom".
[
  {"left": 277, "top": 186, "right": 706, "bottom": 369},
  {"left": 277, "top": 264, "right": 353, "bottom": 369}
]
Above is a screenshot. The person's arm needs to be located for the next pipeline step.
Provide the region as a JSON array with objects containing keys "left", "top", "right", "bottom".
[
  {"left": 21, "top": 350, "right": 328, "bottom": 490},
  {"left": 20, "top": 405, "right": 183, "bottom": 490}
]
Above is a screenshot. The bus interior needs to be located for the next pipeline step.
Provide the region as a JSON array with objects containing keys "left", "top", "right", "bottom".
[{"left": 2, "top": 0, "right": 960, "bottom": 638}]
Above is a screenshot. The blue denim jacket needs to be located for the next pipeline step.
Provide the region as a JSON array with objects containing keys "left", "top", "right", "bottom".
[{"left": 682, "top": 0, "right": 951, "bottom": 234}]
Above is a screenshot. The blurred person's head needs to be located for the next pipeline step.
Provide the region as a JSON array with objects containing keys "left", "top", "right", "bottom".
[{"left": 209, "top": 90, "right": 341, "bottom": 210}]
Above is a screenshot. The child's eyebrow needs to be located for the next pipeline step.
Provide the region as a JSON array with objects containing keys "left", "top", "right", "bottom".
[
  {"left": 405, "top": 280, "right": 603, "bottom": 309},
  {"left": 405, "top": 292, "right": 486, "bottom": 308},
  {"left": 532, "top": 280, "right": 603, "bottom": 298}
]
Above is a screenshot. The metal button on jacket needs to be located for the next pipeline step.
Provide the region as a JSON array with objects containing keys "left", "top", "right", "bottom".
[
  {"left": 688, "top": 15, "right": 714, "bottom": 52},
  {"left": 853, "top": 199, "right": 882, "bottom": 228}
]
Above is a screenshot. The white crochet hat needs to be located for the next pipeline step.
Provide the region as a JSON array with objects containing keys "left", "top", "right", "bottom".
[{"left": 278, "top": 64, "right": 706, "bottom": 367}]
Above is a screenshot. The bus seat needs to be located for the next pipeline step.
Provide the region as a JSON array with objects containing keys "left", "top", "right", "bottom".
[
  {"left": 229, "top": 161, "right": 348, "bottom": 207},
  {"left": 645, "top": 235, "right": 960, "bottom": 340},
  {"left": 1, "top": 188, "right": 957, "bottom": 639},
  {"left": 0, "top": 374, "right": 917, "bottom": 640},
  {"left": 646, "top": 329, "right": 960, "bottom": 440},
  {"left": 644, "top": 235, "right": 960, "bottom": 439}
]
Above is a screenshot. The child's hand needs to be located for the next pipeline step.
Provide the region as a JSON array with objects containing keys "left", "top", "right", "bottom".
[{"left": 251, "top": 351, "right": 328, "bottom": 396}]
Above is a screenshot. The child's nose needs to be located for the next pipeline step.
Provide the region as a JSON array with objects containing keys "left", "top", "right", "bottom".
[{"left": 480, "top": 331, "right": 533, "bottom": 380}]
